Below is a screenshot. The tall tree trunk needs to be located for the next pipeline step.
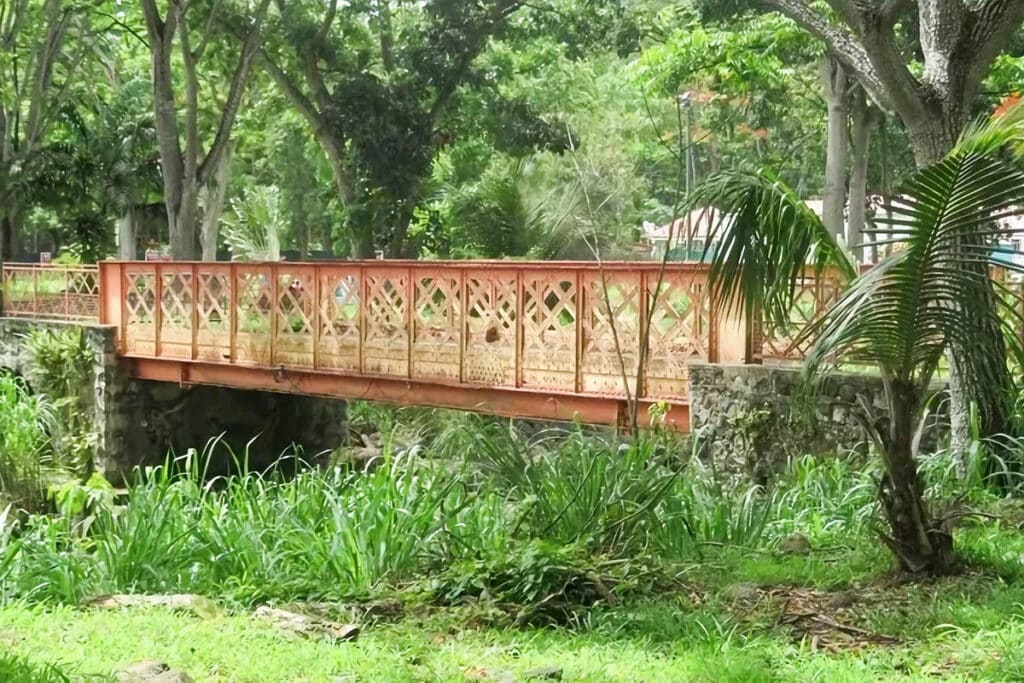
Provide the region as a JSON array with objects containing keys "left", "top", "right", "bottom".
[
  {"left": 322, "top": 226, "right": 334, "bottom": 257},
  {"left": 848, "top": 88, "right": 880, "bottom": 264},
  {"left": 905, "top": 106, "right": 965, "bottom": 167},
  {"left": 169, "top": 188, "right": 199, "bottom": 260},
  {"left": 821, "top": 55, "right": 849, "bottom": 240},
  {"left": 881, "top": 380, "right": 955, "bottom": 573},
  {"left": 350, "top": 231, "right": 375, "bottom": 260},
  {"left": 117, "top": 210, "right": 136, "bottom": 261},
  {"left": 1, "top": 211, "right": 23, "bottom": 261},
  {"left": 199, "top": 142, "right": 234, "bottom": 262},
  {"left": 0, "top": 214, "right": 15, "bottom": 263}
]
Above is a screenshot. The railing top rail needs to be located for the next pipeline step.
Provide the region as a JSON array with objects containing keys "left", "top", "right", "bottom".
[
  {"left": 103, "top": 259, "right": 718, "bottom": 273},
  {"left": 1, "top": 262, "right": 99, "bottom": 271}
]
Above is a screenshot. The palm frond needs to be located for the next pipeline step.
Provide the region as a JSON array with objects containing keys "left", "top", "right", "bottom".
[
  {"left": 955, "top": 98, "right": 1024, "bottom": 158},
  {"left": 686, "top": 168, "right": 856, "bottom": 328},
  {"left": 805, "top": 151, "right": 1024, "bottom": 402}
]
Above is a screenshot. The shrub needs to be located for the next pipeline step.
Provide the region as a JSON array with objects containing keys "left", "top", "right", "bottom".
[
  {"left": 0, "top": 373, "right": 58, "bottom": 508},
  {"left": 21, "top": 328, "right": 98, "bottom": 476}
]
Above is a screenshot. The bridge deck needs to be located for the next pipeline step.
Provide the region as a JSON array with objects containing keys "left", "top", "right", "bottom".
[{"left": 3, "top": 261, "right": 838, "bottom": 430}]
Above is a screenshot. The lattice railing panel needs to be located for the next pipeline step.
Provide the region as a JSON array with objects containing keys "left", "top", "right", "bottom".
[
  {"left": 464, "top": 275, "right": 517, "bottom": 386},
  {"left": 195, "top": 267, "right": 231, "bottom": 363},
  {"left": 1, "top": 265, "right": 99, "bottom": 320},
  {"left": 273, "top": 268, "right": 316, "bottom": 368},
  {"left": 363, "top": 271, "right": 408, "bottom": 376},
  {"left": 1, "top": 268, "right": 38, "bottom": 317},
  {"left": 644, "top": 273, "right": 712, "bottom": 400},
  {"left": 159, "top": 270, "right": 193, "bottom": 359},
  {"left": 581, "top": 274, "right": 640, "bottom": 397},
  {"left": 412, "top": 274, "right": 461, "bottom": 381},
  {"left": 102, "top": 261, "right": 758, "bottom": 421},
  {"left": 761, "top": 274, "right": 844, "bottom": 364},
  {"left": 521, "top": 275, "right": 577, "bottom": 392},
  {"left": 124, "top": 267, "right": 158, "bottom": 356},
  {"left": 319, "top": 271, "right": 360, "bottom": 371},
  {"left": 235, "top": 268, "right": 273, "bottom": 365}
]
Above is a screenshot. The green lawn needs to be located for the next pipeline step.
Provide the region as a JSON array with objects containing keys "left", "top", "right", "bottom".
[{"left": 5, "top": 543, "right": 1024, "bottom": 682}]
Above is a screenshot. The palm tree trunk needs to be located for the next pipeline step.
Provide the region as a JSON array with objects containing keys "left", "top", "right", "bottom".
[
  {"left": 881, "top": 381, "right": 955, "bottom": 574},
  {"left": 946, "top": 262, "right": 1015, "bottom": 481}
]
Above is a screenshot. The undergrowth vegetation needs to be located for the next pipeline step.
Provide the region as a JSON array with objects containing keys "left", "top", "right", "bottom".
[
  {"left": 3, "top": 405, "right": 1004, "bottom": 625},
  {"left": 0, "top": 327, "right": 97, "bottom": 509},
  {"left": 5, "top": 404, "right": 1024, "bottom": 680}
]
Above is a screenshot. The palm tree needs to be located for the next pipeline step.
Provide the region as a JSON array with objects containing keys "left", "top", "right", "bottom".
[{"left": 691, "top": 104, "right": 1024, "bottom": 573}]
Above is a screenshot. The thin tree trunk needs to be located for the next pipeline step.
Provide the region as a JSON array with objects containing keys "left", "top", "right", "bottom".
[
  {"left": 295, "top": 194, "right": 309, "bottom": 261},
  {"left": 848, "top": 88, "right": 880, "bottom": 264},
  {"left": 322, "top": 227, "right": 334, "bottom": 257},
  {"left": 200, "top": 142, "right": 234, "bottom": 261},
  {"left": 0, "top": 214, "right": 14, "bottom": 263},
  {"left": 117, "top": 210, "right": 136, "bottom": 261},
  {"left": 820, "top": 55, "right": 849, "bottom": 240},
  {"left": 170, "top": 188, "right": 199, "bottom": 260}
]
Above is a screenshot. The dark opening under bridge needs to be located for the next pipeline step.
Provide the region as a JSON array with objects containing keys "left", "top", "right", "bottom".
[{"left": 0, "top": 260, "right": 840, "bottom": 431}]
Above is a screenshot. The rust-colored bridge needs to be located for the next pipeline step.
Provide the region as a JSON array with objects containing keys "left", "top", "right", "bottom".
[{"left": 1, "top": 261, "right": 837, "bottom": 430}]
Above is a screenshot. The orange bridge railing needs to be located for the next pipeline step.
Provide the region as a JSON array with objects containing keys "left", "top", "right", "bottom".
[
  {"left": 0, "top": 263, "right": 100, "bottom": 321},
  {"left": 97, "top": 260, "right": 780, "bottom": 428},
  {"left": 0, "top": 260, "right": 847, "bottom": 428}
]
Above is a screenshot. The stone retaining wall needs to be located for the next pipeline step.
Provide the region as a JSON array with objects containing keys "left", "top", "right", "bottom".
[
  {"left": 688, "top": 363, "right": 947, "bottom": 482},
  {"left": 0, "top": 318, "right": 347, "bottom": 480}
]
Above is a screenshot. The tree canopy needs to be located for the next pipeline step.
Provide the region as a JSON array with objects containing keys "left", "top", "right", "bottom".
[{"left": 0, "top": 0, "right": 1020, "bottom": 263}]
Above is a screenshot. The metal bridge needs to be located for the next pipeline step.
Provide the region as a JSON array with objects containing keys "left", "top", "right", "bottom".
[{"left": 0, "top": 261, "right": 837, "bottom": 430}]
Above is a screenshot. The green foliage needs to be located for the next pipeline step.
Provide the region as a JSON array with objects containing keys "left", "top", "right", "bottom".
[
  {"left": 0, "top": 374, "right": 56, "bottom": 507},
  {"left": 0, "top": 426, "right": 805, "bottom": 610},
  {"left": 222, "top": 186, "right": 285, "bottom": 261},
  {"left": 686, "top": 168, "right": 856, "bottom": 326},
  {"left": 0, "top": 652, "right": 71, "bottom": 683},
  {"left": 22, "top": 327, "right": 98, "bottom": 476}
]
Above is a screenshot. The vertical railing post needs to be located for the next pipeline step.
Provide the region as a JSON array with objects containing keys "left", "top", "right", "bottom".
[
  {"left": 313, "top": 264, "right": 322, "bottom": 370},
  {"left": 458, "top": 267, "right": 467, "bottom": 384},
  {"left": 64, "top": 267, "right": 70, "bottom": 319},
  {"left": 707, "top": 270, "right": 719, "bottom": 363},
  {"left": 574, "top": 269, "right": 584, "bottom": 394},
  {"left": 32, "top": 267, "right": 38, "bottom": 315},
  {"left": 190, "top": 263, "right": 199, "bottom": 360},
  {"left": 154, "top": 264, "right": 163, "bottom": 358},
  {"left": 229, "top": 262, "right": 238, "bottom": 363},
  {"left": 514, "top": 269, "right": 524, "bottom": 388},
  {"left": 270, "top": 265, "right": 279, "bottom": 365},
  {"left": 358, "top": 265, "right": 366, "bottom": 375},
  {"left": 120, "top": 265, "right": 129, "bottom": 354},
  {"left": 406, "top": 266, "right": 414, "bottom": 379},
  {"left": 637, "top": 270, "right": 649, "bottom": 400}
]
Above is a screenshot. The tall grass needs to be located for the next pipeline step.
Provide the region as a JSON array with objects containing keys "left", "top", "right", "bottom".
[{"left": 0, "top": 414, "right": 934, "bottom": 611}]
